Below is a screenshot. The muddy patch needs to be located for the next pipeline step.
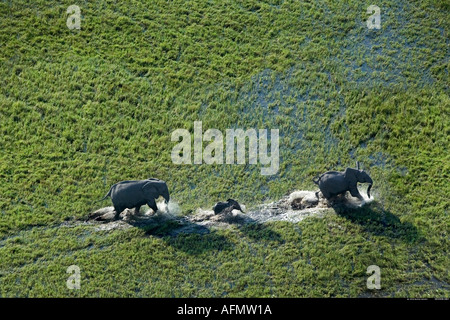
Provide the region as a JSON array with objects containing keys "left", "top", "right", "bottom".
[{"left": 85, "top": 190, "right": 373, "bottom": 236}]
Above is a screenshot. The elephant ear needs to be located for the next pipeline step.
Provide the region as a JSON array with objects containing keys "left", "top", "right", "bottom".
[
  {"left": 344, "top": 168, "right": 358, "bottom": 185},
  {"left": 142, "top": 181, "right": 157, "bottom": 194}
]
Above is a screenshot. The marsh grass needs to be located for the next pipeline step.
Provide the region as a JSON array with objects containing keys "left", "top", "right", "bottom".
[{"left": 0, "top": 0, "right": 448, "bottom": 297}]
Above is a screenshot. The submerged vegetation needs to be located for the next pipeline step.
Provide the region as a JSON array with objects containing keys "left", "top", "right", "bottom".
[{"left": 0, "top": 0, "right": 448, "bottom": 297}]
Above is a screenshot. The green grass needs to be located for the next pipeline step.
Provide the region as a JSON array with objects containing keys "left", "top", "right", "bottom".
[{"left": 0, "top": 0, "right": 448, "bottom": 297}]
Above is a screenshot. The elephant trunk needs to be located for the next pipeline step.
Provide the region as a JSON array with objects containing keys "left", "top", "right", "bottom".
[
  {"left": 363, "top": 175, "right": 373, "bottom": 199},
  {"left": 162, "top": 187, "right": 170, "bottom": 204},
  {"left": 164, "top": 193, "right": 170, "bottom": 204},
  {"left": 367, "top": 183, "right": 372, "bottom": 199}
]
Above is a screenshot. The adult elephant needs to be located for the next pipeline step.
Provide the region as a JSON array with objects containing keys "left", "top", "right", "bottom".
[
  {"left": 99, "top": 178, "right": 170, "bottom": 220},
  {"left": 313, "top": 162, "right": 373, "bottom": 201}
]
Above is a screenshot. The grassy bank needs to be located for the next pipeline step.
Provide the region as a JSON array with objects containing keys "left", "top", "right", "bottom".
[{"left": 0, "top": 0, "right": 448, "bottom": 297}]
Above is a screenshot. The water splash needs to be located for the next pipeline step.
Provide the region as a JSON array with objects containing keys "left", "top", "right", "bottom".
[
  {"left": 87, "top": 190, "right": 374, "bottom": 234},
  {"left": 153, "top": 200, "right": 182, "bottom": 218},
  {"left": 168, "top": 201, "right": 182, "bottom": 215},
  {"left": 342, "top": 187, "right": 374, "bottom": 208}
]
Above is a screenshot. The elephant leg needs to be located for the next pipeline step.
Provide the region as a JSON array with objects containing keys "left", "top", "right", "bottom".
[
  {"left": 113, "top": 206, "right": 124, "bottom": 220},
  {"left": 134, "top": 205, "right": 141, "bottom": 215},
  {"left": 147, "top": 198, "right": 158, "bottom": 213},
  {"left": 321, "top": 189, "right": 332, "bottom": 200},
  {"left": 349, "top": 187, "right": 364, "bottom": 201}
]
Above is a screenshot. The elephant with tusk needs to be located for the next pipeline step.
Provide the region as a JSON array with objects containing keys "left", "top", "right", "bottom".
[
  {"left": 98, "top": 178, "right": 170, "bottom": 220},
  {"left": 312, "top": 162, "right": 373, "bottom": 201}
]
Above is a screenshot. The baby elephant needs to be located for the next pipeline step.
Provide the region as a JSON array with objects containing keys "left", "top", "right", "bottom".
[{"left": 213, "top": 199, "right": 244, "bottom": 215}]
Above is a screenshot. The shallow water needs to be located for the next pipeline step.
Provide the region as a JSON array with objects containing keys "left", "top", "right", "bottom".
[{"left": 86, "top": 189, "right": 375, "bottom": 235}]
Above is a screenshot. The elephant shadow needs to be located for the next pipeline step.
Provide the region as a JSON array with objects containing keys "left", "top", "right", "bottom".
[
  {"left": 163, "top": 230, "right": 235, "bottom": 255},
  {"left": 88, "top": 207, "right": 283, "bottom": 254},
  {"left": 129, "top": 214, "right": 235, "bottom": 255},
  {"left": 132, "top": 212, "right": 284, "bottom": 253},
  {"left": 331, "top": 201, "right": 421, "bottom": 243},
  {"left": 132, "top": 215, "right": 209, "bottom": 237},
  {"left": 236, "top": 217, "right": 284, "bottom": 245}
]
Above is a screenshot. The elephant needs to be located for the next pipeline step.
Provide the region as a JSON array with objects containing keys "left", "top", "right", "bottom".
[
  {"left": 312, "top": 162, "right": 373, "bottom": 201},
  {"left": 213, "top": 199, "right": 244, "bottom": 215},
  {"left": 99, "top": 178, "right": 170, "bottom": 220}
]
